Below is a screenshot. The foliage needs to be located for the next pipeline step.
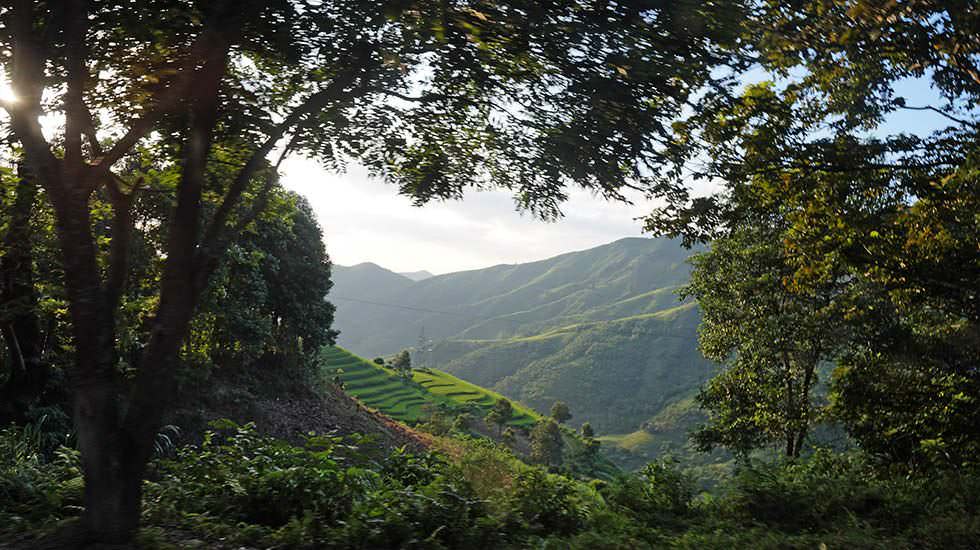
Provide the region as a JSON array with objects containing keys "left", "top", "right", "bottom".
[
  {"left": 188, "top": 191, "right": 337, "bottom": 376},
  {"left": 575, "top": 423, "right": 600, "bottom": 469},
  {"left": 0, "top": 424, "right": 81, "bottom": 534},
  {"left": 550, "top": 401, "right": 572, "bottom": 424},
  {"left": 486, "top": 398, "right": 514, "bottom": 435},
  {"left": 602, "top": 459, "right": 694, "bottom": 527},
  {"left": 683, "top": 225, "right": 840, "bottom": 458},
  {"left": 5, "top": 425, "right": 979, "bottom": 548},
  {"left": 501, "top": 427, "right": 516, "bottom": 448},
  {"left": 644, "top": 0, "right": 980, "bottom": 470},
  {"left": 390, "top": 350, "right": 412, "bottom": 378},
  {"left": 530, "top": 419, "right": 564, "bottom": 467}
]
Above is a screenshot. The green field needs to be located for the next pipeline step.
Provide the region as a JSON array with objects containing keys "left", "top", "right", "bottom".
[{"left": 319, "top": 346, "right": 539, "bottom": 427}]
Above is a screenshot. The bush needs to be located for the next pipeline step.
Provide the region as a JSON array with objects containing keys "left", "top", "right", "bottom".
[
  {"left": 602, "top": 459, "right": 694, "bottom": 526},
  {"left": 0, "top": 424, "right": 81, "bottom": 533},
  {"left": 146, "top": 421, "right": 369, "bottom": 528},
  {"left": 510, "top": 469, "right": 590, "bottom": 536},
  {"left": 5, "top": 420, "right": 980, "bottom": 549},
  {"left": 721, "top": 450, "right": 917, "bottom": 532}
]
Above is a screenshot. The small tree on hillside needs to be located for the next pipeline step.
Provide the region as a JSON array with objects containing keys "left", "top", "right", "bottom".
[
  {"left": 580, "top": 422, "right": 594, "bottom": 439},
  {"left": 551, "top": 401, "right": 572, "bottom": 424},
  {"left": 485, "top": 398, "right": 513, "bottom": 436},
  {"left": 391, "top": 350, "right": 412, "bottom": 378},
  {"left": 531, "top": 419, "right": 564, "bottom": 466},
  {"left": 579, "top": 422, "right": 600, "bottom": 467},
  {"left": 502, "top": 427, "right": 517, "bottom": 448},
  {"left": 372, "top": 357, "right": 385, "bottom": 366}
]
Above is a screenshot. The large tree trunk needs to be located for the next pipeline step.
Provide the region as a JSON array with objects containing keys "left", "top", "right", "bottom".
[
  {"left": 75, "top": 380, "right": 143, "bottom": 543},
  {"left": 44, "top": 187, "right": 148, "bottom": 543}
]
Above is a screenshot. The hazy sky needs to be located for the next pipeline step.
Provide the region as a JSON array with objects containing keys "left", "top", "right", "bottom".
[
  {"left": 282, "top": 75, "right": 952, "bottom": 275},
  {"left": 281, "top": 158, "right": 667, "bottom": 275}
]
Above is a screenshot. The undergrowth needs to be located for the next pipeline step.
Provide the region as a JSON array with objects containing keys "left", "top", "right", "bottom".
[{"left": 2, "top": 421, "right": 978, "bottom": 549}]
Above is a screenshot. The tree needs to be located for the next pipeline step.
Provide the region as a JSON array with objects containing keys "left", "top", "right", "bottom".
[
  {"left": 452, "top": 412, "right": 472, "bottom": 433},
  {"left": 501, "top": 426, "right": 516, "bottom": 448},
  {"left": 0, "top": 164, "right": 46, "bottom": 423},
  {"left": 391, "top": 350, "right": 412, "bottom": 378},
  {"left": 1, "top": 0, "right": 746, "bottom": 541},
  {"left": 531, "top": 418, "right": 564, "bottom": 466},
  {"left": 191, "top": 191, "right": 336, "bottom": 373},
  {"left": 683, "top": 224, "right": 840, "bottom": 458},
  {"left": 372, "top": 357, "right": 385, "bottom": 366},
  {"left": 578, "top": 422, "right": 600, "bottom": 468},
  {"left": 485, "top": 398, "right": 513, "bottom": 436},
  {"left": 644, "top": 0, "right": 979, "bottom": 468},
  {"left": 550, "top": 401, "right": 572, "bottom": 424}
]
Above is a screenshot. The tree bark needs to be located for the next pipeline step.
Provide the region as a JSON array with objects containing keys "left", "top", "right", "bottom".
[{"left": 45, "top": 185, "right": 138, "bottom": 542}]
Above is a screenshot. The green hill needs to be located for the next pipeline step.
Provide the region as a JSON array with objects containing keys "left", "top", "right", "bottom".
[
  {"left": 319, "top": 345, "right": 619, "bottom": 479},
  {"left": 434, "top": 303, "right": 715, "bottom": 434},
  {"left": 331, "top": 237, "right": 696, "bottom": 354},
  {"left": 329, "top": 237, "right": 717, "bottom": 468}
]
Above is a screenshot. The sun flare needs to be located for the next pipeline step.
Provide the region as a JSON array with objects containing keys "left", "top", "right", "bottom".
[{"left": 0, "top": 82, "right": 16, "bottom": 103}]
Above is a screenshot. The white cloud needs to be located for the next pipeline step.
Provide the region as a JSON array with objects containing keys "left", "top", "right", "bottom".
[{"left": 280, "top": 157, "right": 663, "bottom": 274}]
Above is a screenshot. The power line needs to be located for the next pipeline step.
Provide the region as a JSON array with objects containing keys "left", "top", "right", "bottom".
[{"left": 329, "top": 295, "right": 473, "bottom": 317}]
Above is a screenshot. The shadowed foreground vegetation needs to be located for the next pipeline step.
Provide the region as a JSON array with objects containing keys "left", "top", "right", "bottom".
[{"left": 2, "top": 422, "right": 978, "bottom": 549}]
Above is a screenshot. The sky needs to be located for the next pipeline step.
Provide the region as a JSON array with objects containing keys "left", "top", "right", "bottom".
[
  {"left": 281, "top": 158, "right": 666, "bottom": 275},
  {"left": 281, "top": 75, "right": 954, "bottom": 276}
]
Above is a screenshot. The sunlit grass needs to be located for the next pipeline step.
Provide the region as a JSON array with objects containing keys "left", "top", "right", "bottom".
[{"left": 320, "top": 346, "right": 539, "bottom": 427}]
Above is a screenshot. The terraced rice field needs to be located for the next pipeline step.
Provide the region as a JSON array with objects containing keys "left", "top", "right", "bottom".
[{"left": 320, "top": 346, "right": 539, "bottom": 427}]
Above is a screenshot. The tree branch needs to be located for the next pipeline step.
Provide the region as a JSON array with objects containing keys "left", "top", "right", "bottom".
[
  {"left": 897, "top": 104, "right": 979, "bottom": 129},
  {"left": 95, "top": 23, "right": 236, "bottom": 171},
  {"left": 6, "top": 0, "right": 62, "bottom": 191},
  {"left": 62, "top": 0, "right": 89, "bottom": 176},
  {"left": 198, "top": 67, "right": 363, "bottom": 258},
  {"left": 103, "top": 175, "right": 138, "bottom": 313}
]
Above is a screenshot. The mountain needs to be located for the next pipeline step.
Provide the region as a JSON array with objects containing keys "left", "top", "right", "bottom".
[
  {"left": 332, "top": 238, "right": 696, "bottom": 354},
  {"left": 398, "top": 270, "right": 434, "bottom": 281},
  {"left": 328, "top": 237, "right": 717, "bottom": 459}
]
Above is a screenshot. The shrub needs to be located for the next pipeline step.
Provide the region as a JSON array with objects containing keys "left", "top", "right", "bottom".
[
  {"left": 721, "top": 450, "right": 917, "bottom": 532},
  {"left": 146, "top": 421, "right": 370, "bottom": 528},
  {"left": 602, "top": 459, "right": 694, "bottom": 526},
  {"left": 510, "top": 468, "right": 589, "bottom": 536},
  {"left": 0, "top": 425, "right": 81, "bottom": 533}
]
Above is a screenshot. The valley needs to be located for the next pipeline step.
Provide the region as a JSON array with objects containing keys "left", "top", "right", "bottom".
[{"left": 329, "top": 237, "right": 719, "bottom": 468}]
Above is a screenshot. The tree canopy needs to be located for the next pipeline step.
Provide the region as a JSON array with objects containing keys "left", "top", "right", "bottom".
[{"left": 646, "top": 0, "right": 979, "bottom": 466}]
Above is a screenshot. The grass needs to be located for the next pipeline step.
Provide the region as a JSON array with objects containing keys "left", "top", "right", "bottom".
[
  {"left": 599, "top": 430, "right": 655, "bottom": 452},
  {"left": 319, "top": 346, "right": 540, "bottom": 427}
]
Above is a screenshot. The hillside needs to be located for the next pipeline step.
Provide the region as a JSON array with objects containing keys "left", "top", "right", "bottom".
[
  {"left": 433, "top": 303, "right": 715, "bottom": 434},
  {"left": 329, "top": 237, "right": 717, "bottom": 467},
  {"left": 319, "top": 346, "right": 619, "bottom": 478},
  {"left": 331, "top": 237, "right": 696, "bottom": 355},
  {"left": 320, "top": 346, "right": 538, "bottom": 428}
]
